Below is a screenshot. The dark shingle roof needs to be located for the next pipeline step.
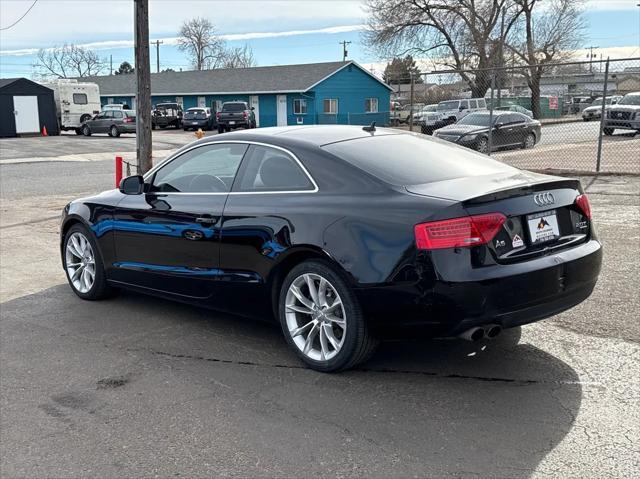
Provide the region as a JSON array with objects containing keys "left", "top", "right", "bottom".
[
  {"left": 0, "top": 78, "right": 20, "bottom": 89},
  {"left": 83, "top": 61, "right": 385, "bottom": 96}
]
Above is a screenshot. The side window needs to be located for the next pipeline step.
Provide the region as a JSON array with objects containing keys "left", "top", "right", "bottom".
[
  {"left": 477, "top": 98, "right": 487, "bottom": 109},
  {"left": 469, "top": 99, "right": 478, "bottom": 109},
  {"left": 460, "top": 100, "right": 469, "bottom": 110},
  {"left": 365, "top": 98, "right": 378, "bottom": 113},
  {"left": 507, "top": 113, "right": 524, "bottom": 124},
  {"left": 102, "top": 111, "right": 113, "bottom": 119},
  {"left": 73, "top": 93, "right": 88, "bottom": 105},
  {"left": 113, "top": 111, "right": 124, "bottom": 119},
  {"left": 235, "top": 145, "right": 315, "bottom": 192},
  {"left": 151, "top": 143, "right": 248, "bottom": 193}
]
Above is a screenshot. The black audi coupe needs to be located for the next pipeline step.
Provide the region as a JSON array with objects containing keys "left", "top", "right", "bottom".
[{"left": 60, "top": 125, "right": 602, "bottom": 372}]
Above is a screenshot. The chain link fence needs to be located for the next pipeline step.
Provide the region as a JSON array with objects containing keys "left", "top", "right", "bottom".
[{"left": 390, "top": 58, "right": 640, "bottom": 174}]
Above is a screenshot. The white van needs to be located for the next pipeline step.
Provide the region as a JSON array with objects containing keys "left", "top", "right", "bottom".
[
  {"left": 436, "top": 98, "right": 487, "bottom": 124},
  {"left": 41, "top": 79, "right": 101, "bottom": 132}
]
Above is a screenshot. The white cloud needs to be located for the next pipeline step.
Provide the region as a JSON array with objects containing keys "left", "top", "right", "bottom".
[
  {"left": 0, "top": 24, "right": 366, "bottom": 56},
  {"left": 584, "top": 0, "right": 640, "bottom": 10}
]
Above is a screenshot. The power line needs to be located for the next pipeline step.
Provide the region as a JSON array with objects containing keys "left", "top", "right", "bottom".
[{"left": 0, "top": 0, "right": 38, "bottom": 31}]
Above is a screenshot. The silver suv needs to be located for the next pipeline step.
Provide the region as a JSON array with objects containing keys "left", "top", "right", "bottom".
[
  {"left": 604, "top": 92, "right": 640, "bottom": 135},
  {"left": 436, "top": 98, "right": 488, "bottom": 125}
]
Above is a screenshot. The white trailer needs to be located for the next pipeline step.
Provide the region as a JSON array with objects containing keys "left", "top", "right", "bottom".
[{"left": 41, "top": 79, "right": 101, "bottom": 132}]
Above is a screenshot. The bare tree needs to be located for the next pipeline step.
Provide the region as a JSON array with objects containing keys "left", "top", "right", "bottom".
[
  {"left": 36, "top": 44, "right": 105, "bottom": 78},
  {"left": 507, "top": 0, "right": 585, "bottom": 118},
  {"left": 221, "top": 44, "right": 256, "bottom": 69},
  {"left": 177, "top": 17, "right": 226, "bottom": 70},
  {"left": 364, "top": 0, "right": 523, "bottom": 97}
]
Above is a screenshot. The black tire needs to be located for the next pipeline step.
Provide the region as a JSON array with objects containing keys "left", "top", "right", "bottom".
[
  {"left": 278, "top": 260, "right": 379, "bottom": 372},
  {"left": 63, "top": 223, "right": 113, "bottom": 300},
  {"left": 603, "top": 127, "right": 614, "bottom": 136},
  {"left": 152, "top": 122, "right": 156, "bottom": 130},
  {"left": 522, "top": 132, "right": 536, "bottom": 149},
  {"left": 217, "top": 125, "right": 224, "bottom": 134},
  {"left": 82, "top": 125, "right": 91, "bottom": 136},
  {"left": 110, "top": 125, "right": 120, "bottom": 138},
  {"left": 183, "top": 127, "right": 189, "bottom": 131}
]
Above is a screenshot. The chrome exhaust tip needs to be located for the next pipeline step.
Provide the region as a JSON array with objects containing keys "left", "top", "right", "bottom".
[
  {"left": 458, "top": 327, "right": 485, "bottom": 342},
  {"left": 485, "top": 324, "right": 502, "bottom": 339}
]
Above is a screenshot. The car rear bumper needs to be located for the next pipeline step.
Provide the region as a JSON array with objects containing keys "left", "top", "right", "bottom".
[{"left": 355, "top": 238, "right": 602, "bottom": 338}]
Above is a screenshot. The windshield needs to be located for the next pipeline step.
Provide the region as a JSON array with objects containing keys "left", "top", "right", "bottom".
[
  {"left": 223, "top": 103, "right": 246, "bottom": 112},
  {"left": 322, "top": 133, "right": 513, "bottom": 186},
  {"left": 619, "top": 94, "right": 640, "bottom": 106},
  {"left": 438, "top": 101, "right": 459, "bottom": 111},
  {"left": 457, "top": 112, "right": 497, "bottom": 126}
]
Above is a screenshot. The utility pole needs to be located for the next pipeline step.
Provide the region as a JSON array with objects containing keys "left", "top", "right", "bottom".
[
  {"left": 596, "top": 58, "right": 610, "bottom": 172},
  {"left": 340, "top": 40, "right": 352, "bottom": 62},
  {"left": 409, "top": 72, "right": 414, "bottom": 132},
  {"left": 134, "top": 0, "right": 152, "bottom": 174},
  {"left": 587, "top": 46, "right": 599, "bottom": 73},
  {"left": 152, "top": 39, "right": 163, "bottom": 73},
  {"left": 496, "top": 6, "right": 505, "bottom": 107},
  {"left": 110, "top": 54, "right": 113, "bottom": 75}
]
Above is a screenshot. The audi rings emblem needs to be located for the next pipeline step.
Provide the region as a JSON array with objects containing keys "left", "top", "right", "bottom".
[{"left": 533, "top": 192, "right": 555, "bottom": 206}]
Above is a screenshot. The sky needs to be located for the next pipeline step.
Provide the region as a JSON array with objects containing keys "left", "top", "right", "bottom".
[{"left": 1, "top": 0, "right": 639, "bottom": 79}]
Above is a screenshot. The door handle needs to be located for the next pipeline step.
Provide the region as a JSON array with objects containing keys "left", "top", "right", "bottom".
[{"left": 196, "top": 216, "right": 217, "bottom": 225}]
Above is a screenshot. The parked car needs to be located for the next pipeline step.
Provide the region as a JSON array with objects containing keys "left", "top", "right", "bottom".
[
  {"left": 603, "top": 92, "right": 640, "bottom": 135},
  {"left": 581, "top": 96, "right": 622, "bottom": 121},
  {"left": 182, "top": 107, "right": 215, "bottom": 131},
  {"left": 413, "top": 104, "right": 438, "bottom": 124},
  {"left": 434, "top": 98, "right": 488, "bottom": 128},
  {"left": 433, "top": 111, "right": 540, "bottom": 153},
  {"left": 216, "top": 101, "right": 256, "bottom": 133},
  {"left": 569, "top": 96, "right": 593, "bottom": 115},
  {"left": 397, "top": 103, "right": 425, "bottom": 124},
  {"left": 152, "top": 102, "right": 183, "bottom": 129},
  {"left": 389, "top": 101, "right": 403, "bottom": 126},
  {"left": 496, "top": 104, "right": 533, "bottom": 118},
  {"left": 81, "top": 109, "right": 136, "bottom": 137},
  {"left": 60, "top": 125, "right": 601, "bottom": 372}
]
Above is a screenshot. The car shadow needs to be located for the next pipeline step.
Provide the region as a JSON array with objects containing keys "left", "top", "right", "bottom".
[{"left": 1, "top": 285, "right": 582, "bottom": 477}]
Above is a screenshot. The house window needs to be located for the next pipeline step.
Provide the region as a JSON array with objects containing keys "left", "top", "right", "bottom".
[
  {"left": 365, "top": 98, "right": 378, "bottom": 113},
  {"left": 293, "top": 99, "right": 307, "bottom": 114},
  {"left": 323, "top": 99, "right": 338, "bottom": 114}
]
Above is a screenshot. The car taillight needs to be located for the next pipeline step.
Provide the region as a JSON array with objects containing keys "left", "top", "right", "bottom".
[
  {"left": 216, "top": 112, "right": 221, "bottom": 119},
  {"left": 123, "top": 117, "right": 134, "bottom": 123},
  {"left": 575, "top": 194, "right": 592, "bottom": 219},
  {"left": 243, "top": 111, "right": 248, "bottom": 119},
  {"left": 414, "top": 213, "right": 506, "bottom": 250}
]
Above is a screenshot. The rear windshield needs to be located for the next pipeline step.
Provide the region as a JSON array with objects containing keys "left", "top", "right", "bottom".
[
  {"left": 322, "top": 133, "right": 514, "bottom": 186},
  {"left": 438, "top": 101, "right": 459, "bottom": 111},
  {"left": 222, "top": 103, "right": 246, "bottom": 112}
]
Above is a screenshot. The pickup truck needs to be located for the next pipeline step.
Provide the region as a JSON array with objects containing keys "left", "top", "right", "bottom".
[
  {"left": 152, "top": 102, "right": 183, "bottom": 129},
  {"left": 216, "top": 101, "right": 256, "bottom": 133}
]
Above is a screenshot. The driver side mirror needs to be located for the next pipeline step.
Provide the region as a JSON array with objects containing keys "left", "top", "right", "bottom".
[
  {"left": 495, "top": 122, "right": 504, "bottom": 129},
  {"left": 119, "top": 175, "right": 145, "bottom": 195}
]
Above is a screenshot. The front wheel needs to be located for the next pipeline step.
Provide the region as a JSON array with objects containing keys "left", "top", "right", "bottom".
[
  {"left": 82, "top": 125, "right": 91, "bottom": 136},
  {"left": 279, "top": 260, "right": 378, "bottom": 372},
  {"left": 523, "top": 132, "right": 536, "bottom": 149},
  {"left": 476, "top": 136, "right": 489, "bottom": 154},
  {"left": 110, "top": 125, "right": 120, "bottom": 137},
  {"left": 63, "top": 224, "right": 112, "bottom": 300}
]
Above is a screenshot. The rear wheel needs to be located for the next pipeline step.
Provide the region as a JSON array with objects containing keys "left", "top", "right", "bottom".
[
  {"left": 82, "top": 125, "right": 91, "bottom": 136},
  {"left": 279, "top": 260, "right": 378, "bottom": 372},
  {"left": 63, "top": 224, "right": 112, "bottom": 300},
  {"left": 217, "top": 125, "right": 224, "bottom": 134},
  {"left": 603, "top": 127, "right": 614, "bottom": 136},
  {"left": 110, "top": 125, "right": 120, "bottom": 137},
  {"left": 523, "top": 132, "right": 536, "bottom": 149}
]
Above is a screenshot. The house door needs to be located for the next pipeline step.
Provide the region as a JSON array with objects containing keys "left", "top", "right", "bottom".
[
  {"left": 250, "top": 95, "right": 260, "bottom": 127},
  {"left": 277, "top": 95, "right": 287, "bottom": 126},
  {"left": 13, "top": 96, "right": 40, "bottom": 134}
]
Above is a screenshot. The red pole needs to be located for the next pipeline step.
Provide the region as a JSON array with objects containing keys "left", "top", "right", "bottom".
[{"left": 115, "top": 156, "right": 123, "bottom": 187}]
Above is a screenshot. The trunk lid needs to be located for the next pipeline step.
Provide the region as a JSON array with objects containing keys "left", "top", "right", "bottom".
[{"left": 407, "top": 172, "right": 590, "bottom": 262}]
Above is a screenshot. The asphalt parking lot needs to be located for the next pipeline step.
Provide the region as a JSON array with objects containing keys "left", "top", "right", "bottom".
[{"left": 0, "top": 132, "right": 639, "bottom": 477}]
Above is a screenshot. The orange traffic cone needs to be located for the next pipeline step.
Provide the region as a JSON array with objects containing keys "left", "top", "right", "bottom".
[{"left": 41, "top": 125, "right": 48, "bottom": 136}]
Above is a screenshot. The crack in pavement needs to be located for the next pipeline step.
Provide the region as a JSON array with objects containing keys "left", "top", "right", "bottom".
[
  {"left": 0, "top": 215, "right": 60, "bottom": 229},
  {"left": 131, "top": 346, "right": 602, "bottom": 387}
]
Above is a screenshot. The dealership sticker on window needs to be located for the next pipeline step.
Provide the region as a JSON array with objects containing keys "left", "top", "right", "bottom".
[{"left": 512, "top": 234, "right": 524, "bottom": 248}]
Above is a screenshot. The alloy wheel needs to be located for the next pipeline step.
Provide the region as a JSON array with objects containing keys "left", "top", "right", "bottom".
[
  {"left": 525, "top": 133, "right": 535, "bottom": 149},
  {"left": 65, "top": 232, "right": 96, "bottom": 294},
  {"left": 285, "top": 273, "right": 347, "bottom": 362},
  {"left": 477, "top": 137, "right": 489, "bottom": 153}
]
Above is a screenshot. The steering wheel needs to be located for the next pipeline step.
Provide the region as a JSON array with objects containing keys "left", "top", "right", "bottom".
[{"left": 187, "top": 174, "right": 228, "bottom": 192}]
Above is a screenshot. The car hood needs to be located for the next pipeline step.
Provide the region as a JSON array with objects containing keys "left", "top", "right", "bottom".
[
  {"left": 610, "top": 105, "right": 640, "bottom": 112},
  {"left": 405, "top": 170, "right": 566, "bottom": 202},
  {"left": 435, "top": 124, "right": 488, "bottom": 136},
  {"left": 583, "top": 105, "right": 608, "bottom": 113}
]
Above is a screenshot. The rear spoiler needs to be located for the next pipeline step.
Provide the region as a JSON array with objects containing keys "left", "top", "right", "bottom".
[{"left": 464, "top": 178, "right": 581, "bottom": 205}]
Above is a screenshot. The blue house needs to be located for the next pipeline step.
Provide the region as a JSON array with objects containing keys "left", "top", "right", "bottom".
[{"left": 84, "top": 61, "right": 391, "bottom": 127}]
